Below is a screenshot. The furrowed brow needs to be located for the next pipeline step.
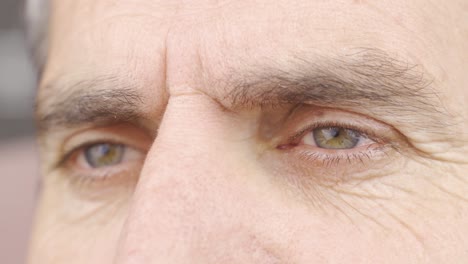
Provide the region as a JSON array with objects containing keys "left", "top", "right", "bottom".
[{"left": 36, "top": 76, "right": 144, "bottom": 133}]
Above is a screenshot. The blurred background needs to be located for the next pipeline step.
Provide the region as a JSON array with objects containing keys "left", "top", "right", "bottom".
[{"left": 0, "top": 0, "right": 39, "bottom": 263}]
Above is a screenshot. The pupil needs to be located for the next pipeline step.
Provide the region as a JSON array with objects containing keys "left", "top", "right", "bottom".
[{"left": 329, "top": 128, "right": 340, "bottom": 138}]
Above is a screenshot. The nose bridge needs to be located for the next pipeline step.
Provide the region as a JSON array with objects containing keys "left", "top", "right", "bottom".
[{"left": 115, "top": 95, "right": 259, "bottom": 262}]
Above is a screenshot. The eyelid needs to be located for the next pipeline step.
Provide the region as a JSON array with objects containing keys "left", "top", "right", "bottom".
[
  {"left": 66, "top": 141, "right": 143, "bottom": 170},
  {"left": 71, "top": 143, "right": 144, "bottom": 177},
  {"left": 60, "top": 144, "right": 144, "bottom": 200},
  {"left": 55, "top": 131, "right": 149, "bottom": 193},
  {"left": 277, "top": 106, "right": 397, "bottom": 148},
  {"left": 55, "top": 124, "right": 152, "bottom": 169},
  {"left": 57, "top": 140, "right": 117, "bottom": 169}
]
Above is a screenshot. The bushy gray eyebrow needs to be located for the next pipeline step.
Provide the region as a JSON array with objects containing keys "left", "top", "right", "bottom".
[
  {"left": 221, "top": 48, "right": 449, "bottom": 132},
  {"left": 36, "top": 48, "right": 450, "bottom": 134},
  {"left": 36, "top": 76, "right": 144, "bottom": 132},
  {"left": 225, "top": 48, "right": 434, "bottom": 107}
]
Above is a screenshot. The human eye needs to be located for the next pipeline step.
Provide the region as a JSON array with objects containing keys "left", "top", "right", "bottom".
[
  {"left": 53, "top": 125, "right": 150, "bottom": 192},
  {"left": 61, "top": 141, "right": 145, "bottom": 185},
  {"left": 280, "top": 122, "right": 385, "bottom": 165},
  {"left": 75, "top": 142, "right": 143, "bottom": 170},
  {"left": 274, "top": 107, "right": 399, "bottom": 169}
]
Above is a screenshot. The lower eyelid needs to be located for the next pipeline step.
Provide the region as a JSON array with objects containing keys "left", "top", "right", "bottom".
[
  {"left": 285, "top": 142, "right": 390, "bottom": 166},
  {"left": 64, "top": 155, "right": 144, "bottom": 190},
  {"left": 57, "top": 124, "right": 152, "bottom": 167},
  {"left": 61, "top": 164, "right": 141, "bottom": 201}
]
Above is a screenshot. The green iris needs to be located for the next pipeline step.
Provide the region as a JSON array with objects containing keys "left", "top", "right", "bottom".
[
  {"left": 313, "top": 127, "right": 360, "bottom": 149},
  {"left": 84, "top": 144, "right": 124, "bottom": 168}
]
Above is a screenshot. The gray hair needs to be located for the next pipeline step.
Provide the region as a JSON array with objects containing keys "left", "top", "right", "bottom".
[{"left": 24, "top": 0, "right": 49, "bottom": 74}]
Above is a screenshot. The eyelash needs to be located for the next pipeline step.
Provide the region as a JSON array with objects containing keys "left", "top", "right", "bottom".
[
  {"left": 56, "top": 140, "right": 142, "bottom": 187},
  {"left": 57, "top": 140, "right": 120, "bottom": 169}
]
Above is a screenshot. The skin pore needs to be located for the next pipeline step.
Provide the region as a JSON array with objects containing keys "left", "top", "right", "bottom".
[{"left": 29, "top": 0, "right": 468, "bottom": 263}]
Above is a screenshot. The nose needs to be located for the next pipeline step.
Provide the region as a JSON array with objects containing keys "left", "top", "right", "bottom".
[{"left": 114, "top": 95, "right": 282, "bottom": 263}]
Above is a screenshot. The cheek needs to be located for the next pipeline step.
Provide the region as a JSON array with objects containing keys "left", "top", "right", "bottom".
[
  {"left": 258, "top": 202, "right": 428, "bottom": 263},
  {"left": 30, "top": 206, "right": 126, "bottom": 264},
  {"left": 29, "top": 173, "right": 130, "bottom": 263},
  {"left": 248, "top": 165, "right": 436, "bottom": 262}
]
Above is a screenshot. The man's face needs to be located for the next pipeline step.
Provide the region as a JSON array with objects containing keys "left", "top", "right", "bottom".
[{"left": 29, "top": 0, "right": 468, "bottom": 263}]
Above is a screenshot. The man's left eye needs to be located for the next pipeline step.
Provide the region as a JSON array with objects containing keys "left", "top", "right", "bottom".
[
  {"left": 300, "top": 126, "right": 373, "bottom": 150},
  {"left": 306, "top": 127, "right": 362, "bottom": 149}
]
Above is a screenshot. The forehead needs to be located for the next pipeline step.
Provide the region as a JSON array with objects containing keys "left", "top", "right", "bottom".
[{"left": 41, "top": 0, "right": 465, "bottom": 98}]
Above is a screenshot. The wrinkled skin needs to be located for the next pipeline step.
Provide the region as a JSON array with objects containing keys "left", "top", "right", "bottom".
[{"left": 29, "top": 0, "right": 468, "bottom": 263}]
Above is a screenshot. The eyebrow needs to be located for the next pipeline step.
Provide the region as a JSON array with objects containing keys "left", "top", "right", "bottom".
[
  {"left": 223, "top": 48, "right": 449, "bottom": 131},
  {"left": 36, "top": 75, "right": 145, "bottom": 132},
  {"left": 36, "top": 48, "right": 450, "bottom": 134}
]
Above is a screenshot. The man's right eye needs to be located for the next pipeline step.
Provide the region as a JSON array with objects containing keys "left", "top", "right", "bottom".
[
  {"left": 57, "top": 140, "right": 147, "bottom": 188},
  {"left": 83, "top": 143, "right": 125, "bottom": 168},
  {"left": 51, "top": 125, "right": 152, "bottom": 190},
  {"left": 73, "top": 142, "right": 145, "bottom": 171}
]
